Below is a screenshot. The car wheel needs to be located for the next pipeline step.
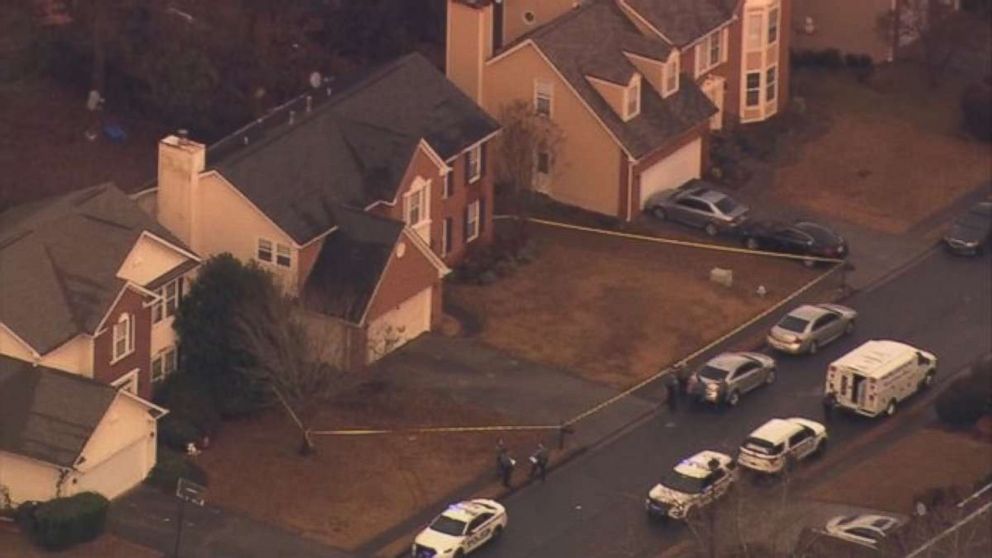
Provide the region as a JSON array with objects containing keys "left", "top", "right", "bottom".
[
  {"left": 492, "top": 525, "right": 504, "bottom": 541},
  {"left": 808, "top": 341, "right": 818, "bottom": 355},
  {"left": 815, "top": 438, "right": 828, "bottom": 456},
  {"left": 844, "top": 320, "right": 855, "bottom": 335},
  {"left": 745, "top": 237, "right": 760, "bottom": 250},
  {"left": 921, "top": 370, "right": 936, "bottom": 390},
  {"left": 885, "top": 399, "right": 897, "bottom": 416},
  {"left": 727, "top": 390, "right": 741, "bottom": 407},
  {"left": 705, "top": 222, "right": 719, "bottom": 237},
  {"left": 765, "top": 369, "right": 776, "bottom": 385},
  {"left": 652, "top": 206, "right": 668, "bottom": 221},
  {"left": 454, "top": 550, "right": 465, "bottom": 558}
]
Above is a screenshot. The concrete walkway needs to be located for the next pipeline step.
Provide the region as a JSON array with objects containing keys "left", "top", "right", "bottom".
[{"left": 110, "top": 486, "right": 356, "bottom": 558}]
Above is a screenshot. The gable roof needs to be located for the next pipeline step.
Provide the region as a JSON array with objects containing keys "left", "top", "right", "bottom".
[
  {"left": 301, "top": 207, "right": 407, "bottom": 324},
  {"left": 0, "top": 183, "right": 191, "bottom": 354},
  {"left": 624, "top": 0, "right": 736, "bottom": 46},
  {"left": 0, "top": 355, "right": 117, "bottom": 467},
  {"left": 210, "top": 52, "right": 500, "bottom": 245},
  {"left": 526, "top": 1, "right": 716, "bottom": 159}
]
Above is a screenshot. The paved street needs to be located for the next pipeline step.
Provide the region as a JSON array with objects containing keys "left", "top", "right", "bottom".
[{"left": 471, "top": 247, "right": 992, "bottom": 558}]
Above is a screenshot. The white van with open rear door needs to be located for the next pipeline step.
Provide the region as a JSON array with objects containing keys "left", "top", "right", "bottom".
[{"left": 824, "top": 340, "right": 937, "bottom": 417}]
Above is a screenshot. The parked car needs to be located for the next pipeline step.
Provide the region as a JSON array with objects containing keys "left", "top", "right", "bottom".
[
  {"left": 824, "top": 513, "right": 905, "bottom": 549},
  {"left": 687, "top": 352, "right": 777, "bottom": 407},
  {"left": 645, "top": 450, "right": 738, "bottom": 520},
  {"left": 739, "top": 219, "right": 847, "bottom": 267},
  {"left": 737, "top": 417, "right": 827, "bottom": 474},
  {"left": 944, "top": 201, "right": 992, "bottom": 256},
  {"left": 767, "top": 303, "right": 858, "bottom": 355},
  {"left": 413, "top": 499, "right": 506, "bottom": 558},
  {"left": 646, "top": 181, "right": 750, "bottom": 236}
]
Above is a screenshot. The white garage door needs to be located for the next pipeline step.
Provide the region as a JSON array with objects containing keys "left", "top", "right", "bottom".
[
  {"left": 366, "top": 287, "right": 432, "bottom": 363},
  {"left": 74, "top": 437, "right": 152, "bottom": 500},
  {"left": 639, "top": 138, "right": 702, "bottom": 208}
]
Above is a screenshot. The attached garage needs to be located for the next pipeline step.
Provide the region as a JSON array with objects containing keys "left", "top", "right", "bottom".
[
  {"left": 638, "top": 137, "right": 702, "bottom": 208},
  {"left": 0, "top": 356, "right": 164, "bottom": 504},
  {"left": 366, "top": 286, "right": 433, "bottom": 363}
]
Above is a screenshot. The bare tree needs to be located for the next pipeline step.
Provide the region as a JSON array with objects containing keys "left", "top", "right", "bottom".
[
  {"left": 233, "top": 292, "right": 354, "bottom": 455},
  {"left": 492, "top": 100, "right": 566, "bottom": 216},
  {"left": 878, "top": 0, "right": 973, "bottom": 86}
]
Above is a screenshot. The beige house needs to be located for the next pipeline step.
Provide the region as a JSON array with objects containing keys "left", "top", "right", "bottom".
[
  {"left": 0, "top": 356, "right": 165, "bottom": 504},
  {"left": 154, "top": 54, "right": 500, "bottom": 367},
  {"left": 0, "top": 184, "right": 200, "bottom": 400},
  {"left": 446, "top": 0, "right": 792, "bottom": 220}
]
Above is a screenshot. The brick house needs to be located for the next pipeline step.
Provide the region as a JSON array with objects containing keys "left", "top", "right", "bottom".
[
  {"left": 0, "top": 184, "right": 200, "bottom": 400},
  {"left": 153, "top": 53, "right": 500, "bottom": 367},
  {"left": 446, "top": 0, "right": 792, "bottom": 220}
]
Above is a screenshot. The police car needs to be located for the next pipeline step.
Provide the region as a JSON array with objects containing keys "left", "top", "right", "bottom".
[
  {"left": 737, "top": 417, "right": 827, "bottom": 474},
  {"left": 412, "top": 499, "right": 507, "bottom": 558},
  {"left": 645, "top": 450, "right": 738, "bottom": 520}
]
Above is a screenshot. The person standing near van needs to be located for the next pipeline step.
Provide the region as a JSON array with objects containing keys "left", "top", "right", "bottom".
[{"left": 822, "top": 393, "right": 836, "bottom": 423}]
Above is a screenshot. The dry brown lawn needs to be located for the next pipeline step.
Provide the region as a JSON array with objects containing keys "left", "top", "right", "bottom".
[
  {"left": 448, "top": 225, "right": 824, "bottom": 389},
  {"left": 806, "top": 426, "right": 992, "bottom": 513},
  {"left": 196, "top": 383, "right": 543, "bottom": 551},
  {"left": 0, "top": 524, "right": 161, "bottom": 558},
  {"left": 773, "top": 65, "right": 991, "bottom": 234}
]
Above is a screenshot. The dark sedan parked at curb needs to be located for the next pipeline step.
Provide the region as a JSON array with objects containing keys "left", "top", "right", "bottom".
[
  {"left": 646, "top": 181, "right": 750, "bottom": 236},
  {"left": 944, "top": 201, "right": 992, "bottom": 256},
  {"left": 738, "top": 220, "right": 847, "bottom": 267},
  {"left": 687, "top": 352, "right": 777, "bottom": 407}
]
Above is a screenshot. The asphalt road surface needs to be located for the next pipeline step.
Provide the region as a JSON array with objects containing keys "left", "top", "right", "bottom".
[{"left": 474, "top": 247, "right": 992, "bottom": 558}]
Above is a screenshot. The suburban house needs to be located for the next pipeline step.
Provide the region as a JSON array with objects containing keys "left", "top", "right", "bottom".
[
  {"left": 0, "top": 183, "right": 201, "bottom": 400},
  {"left": 0, "top": 356, "right": 165, "bottom": 504},
  {"left": 446, "top": 0, "right": 792, "bottom": 220},
  {"left": 793, "top": 0, "right": 960, "bottom": 63},
  {"left": 152, "top": 52, "right": 500, "bottom": 366}
]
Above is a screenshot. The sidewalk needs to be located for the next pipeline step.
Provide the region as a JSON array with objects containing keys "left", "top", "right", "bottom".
[{"left": 110, "top": 486, "right": 356, "bottom": 558}]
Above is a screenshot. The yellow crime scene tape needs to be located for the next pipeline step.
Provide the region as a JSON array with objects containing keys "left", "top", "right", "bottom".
[{"left": 310, "top": 217, "right": 847, "bottom": 438}]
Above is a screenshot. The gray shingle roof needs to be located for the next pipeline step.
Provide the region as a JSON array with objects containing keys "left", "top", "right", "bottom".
[
  {"left": 301, "top": 207, "right": 406, "bottom": 324},
  {"left": 530, "top": 1, "right": 716, "bottom": 159},
  {"left": 0, "top": 355, "right": 118, "bottom": 467},
  {"left": 0, "top": 184, "right": 190, "bottom": 354},
  {"left": 212, "top": 53, "right": 500, "bottom": 245},
  {"left": 625, "top": 0, "right": 735, "bottom": 46}
]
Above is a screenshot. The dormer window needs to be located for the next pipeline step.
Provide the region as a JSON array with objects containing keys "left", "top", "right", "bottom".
[
  {"left": 695, "top": 28, "right": 728, "bottom": 77},
  {"left": 662, "top": 52, "right": 680, "bottom": 97},
  {"left": 625, "top": 77, "right": 641, "bottom": 120}
]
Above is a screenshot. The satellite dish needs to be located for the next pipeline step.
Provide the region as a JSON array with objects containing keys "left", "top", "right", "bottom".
[{"left": 309, "top": 71, "right": 323, "bottom": 89}]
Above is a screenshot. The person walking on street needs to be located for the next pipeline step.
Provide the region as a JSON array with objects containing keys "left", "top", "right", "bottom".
[
  {"left": 664, "top": 373, "right": 679, "bottom": 412},
  {"left": 529, "top": 442, "right": 549, "bottom": 482},
  {"left": 497, "top": 442, "right": 516, "bottom": 488}
]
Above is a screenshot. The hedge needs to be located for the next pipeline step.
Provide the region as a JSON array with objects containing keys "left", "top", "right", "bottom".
[
  {"left": 146, "top": 448, "right": 209, "bottom": 494},
  {"left": 153, "top": 371, "right": 221, "bottom": 451},
  {"left": 18, "top": 492, "right": 109, "bottom": 551}
]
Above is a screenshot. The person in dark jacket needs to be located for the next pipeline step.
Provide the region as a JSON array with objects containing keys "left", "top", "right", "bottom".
[
  {"left": 664, "top": 373, "right": 679, "bottom": 412},
  {"left": 497, "top": 440, "right": 516, "bottom": 488},
  {"left": 529, "top": 443, "right": 549, "bottom": 482}
]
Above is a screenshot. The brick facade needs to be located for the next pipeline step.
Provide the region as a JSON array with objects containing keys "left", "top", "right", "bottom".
[{"left": 92, "top": 287, "right": 152, "bottom": 399}]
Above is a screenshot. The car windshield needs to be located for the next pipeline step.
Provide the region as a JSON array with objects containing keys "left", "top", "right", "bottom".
[
  {"left": 714, "top": 197, "right": 738, "bottom": 214},
  {"left": 430, "top": 515, "right": 467, "bottom": 537},
  {"left": 743, "top": 437, "right": 784, "bottom": 456},
  {"left": 660, "top": 469, "right": 706, "bottom": 494},
  {"left": 796, "top": 222, "right": 840, "bottom": 245},
  {"left": 777, "top": 315, "right": 809, "bottom": 333},
  {"left": 872, "top": 518, "right": 896, "bottom": 530},
  {"left": 698, "top": 365, "right": 729, "bottom": 381}
]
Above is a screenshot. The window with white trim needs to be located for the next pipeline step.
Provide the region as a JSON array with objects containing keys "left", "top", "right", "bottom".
[
  {"left": 153, "top": 279, "right": 180, "bottom": 323},
  {"left": 695, "top": 30, "right": 724, "bottom": 76},
  {"left": 768, "top": 7, "right": 780, "bottom": 45},
  {"left": 746, "top": 72, "right": 761, "bottom": 107},
  {"left": 534, "top": 80, "right": 553, "bottom": 117},
  {"left": 405, "top": 183, "right": 429, "bottom": 226},
  {"left": 465, "top": 200, "right": 480, "bottom": 242},
  {"left": 112, "top": 313, "right": 135, "bottom": 362},
  {"left": 443, "top": 171, "right": 453, "bottom": 198},
  {"left": 151, "top": 347, "right": 178, "bottom": 383},
  {"left": 625, "top": 79, "right": 641, "bottom": 119},
  {"left": 257, "top": 238, "right": 273, "bottom": 262},
  {"left": 112, "top": 370, "right": 139, "bottom": 395},
  {"left": 467, "top": 145, "right": 482, "bottom": 184},
  {"left": 663, "top": 56, "right": 679, "bottom": 96},
  {"left": 746, "top": 12, "right": 763, "bottom": 51},
  {"left": 766, "top": 66, "right": 777, "bottom": 102},
  {"left": 536, "top": 150, "right": 551, "bottom": 175},
  {"left": 275, "top": 243, "right": 292, "bottom": 267}
]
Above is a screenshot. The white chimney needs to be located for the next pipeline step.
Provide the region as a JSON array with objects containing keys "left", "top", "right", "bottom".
[{"left": 157, "top": 134, "right": 206, "bottom": 250}]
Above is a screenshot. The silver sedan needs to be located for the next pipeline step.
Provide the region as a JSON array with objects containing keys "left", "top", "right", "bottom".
[
  {"left": 767, "top": 303, "right": 858, "bottom": 355},
  {"left": 687, "top": 352, "right": 777, "bottom": 407}
]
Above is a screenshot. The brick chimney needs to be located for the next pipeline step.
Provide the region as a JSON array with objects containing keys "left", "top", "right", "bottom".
[{"left": 157, "top": 132, "right": 206, "bottom": 250}]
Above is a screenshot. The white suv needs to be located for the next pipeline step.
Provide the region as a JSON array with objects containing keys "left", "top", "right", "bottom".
[
  {"left": 645, "top": 450, "right": 738, "bottom": 520},
  {"left": 737, "top": 418, "right": 827, "bottom": 474}
]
